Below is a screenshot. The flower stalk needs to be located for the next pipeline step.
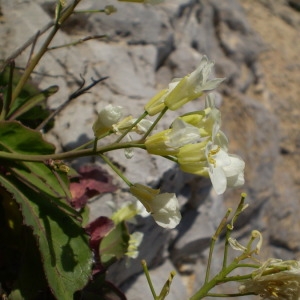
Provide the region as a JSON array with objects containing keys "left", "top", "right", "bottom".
[{"left": 11, "top": 0, "right": 82, "bottom": 105}]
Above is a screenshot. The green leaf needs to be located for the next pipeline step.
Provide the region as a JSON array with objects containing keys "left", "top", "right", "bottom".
[
  {"left": 8, "top": 227, "right": 50, "bottom": 300},
  {"left": 0, "top": 121, "right": 78, "bottom": 216},
  {"left": 99, "top": 222, "right": 130, "bottom": 267},
  {"left": 0, "top": 120, "right": 54, "bottom": 154},
  {"left": 0, "top": 68, "right": 53, "bottom": 129},
  {"left": 0, "top": 175, "right": 93, "bottom": 300},
  {"left": 8, "top": 85, "right": 58, "bottom": 120}
]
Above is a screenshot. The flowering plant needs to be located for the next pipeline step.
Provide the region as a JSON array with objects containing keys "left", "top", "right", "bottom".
[{"left": 0, "top": 1, "right": 296, "bottom": 299}]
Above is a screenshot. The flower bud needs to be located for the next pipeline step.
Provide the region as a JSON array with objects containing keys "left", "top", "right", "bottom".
[{"left": 92, "top": 104, "right": 123, "bottom": 137}]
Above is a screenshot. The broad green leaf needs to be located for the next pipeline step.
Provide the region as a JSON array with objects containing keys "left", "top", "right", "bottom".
[
  {"left": 8, "top": 227, "right": 49, "bottom": 300},
  {"left": 0, "top": 121, "right": 78, "bottom": 216},
  {"left": 9, "top": 161, "right": 78, "bottom": 217},
  {"left": 100, "top": 222, "right": 130, "bottom": 266},
  {"left": 0, "top": 121, "right": 54, "bottom": 154},
  {"left": 0, "top": 174, "right": 93, "bottom": 300}
]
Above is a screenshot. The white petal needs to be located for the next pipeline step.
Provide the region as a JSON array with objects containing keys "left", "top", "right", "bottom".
[
  {"left": 213, "top": 130, "right": 229, "bottom": 151},
  {"left": 166, "top": 119, "right": 200, "bottom": 148},
  {"left": 209, "top": 166, "right": 227, "bottom": 195},
  {"left": 100, "top": 104, "right": 123, "bottom": 127},
  {"left": 223, "top": 155, "right": 245, "bottom": 177},
  {"left": 134, "top": 200, "right": 150, "bottom": 218},
  {"left": 224, "top": 155, "right": 245, "bottom": 188},
  {"left": 151, "top": 193, "right": 181, "bottom": 229},
  {"left": 201, "top": 78, "right": 225, "bottom": 92},
  {"left": 226, "top": 170, "right": 245, "bottom": 188},
  {"left": 214, "top": 148, "right": 231, "bottom": 167},
  {"left": 136, "top": 119, "right": 153, "bottom": 134}
]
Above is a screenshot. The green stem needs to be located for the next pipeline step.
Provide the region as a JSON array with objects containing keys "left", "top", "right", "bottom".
[
  {"left": 70, "top": 139, "right": 95, "bottom": 151},
  {"left": 141, "top": 260, "right": 157, "bottom": 299},
  {"left": 223, "top": 226, "right": 231, "bottom": 269},
  {"left": 98, "top": 153, "right": 132, "bottom": 187},
  {"left": 74, "top": 9, "right": 108, "bottom": 13},
  {"left": 71, "top": 131, "right": 114, "bottom": 152},
  {"left": 47, "top": 35, "right": 106, "bottom": 50},
  {"left": 0, "top": 61, "right": 14, "bottom": 120},
  {"left": 141, "top": 107, "right": 168, "bottom": 140},
  {"left": 206, "top": 292, "right": 256, "bottom": 297},
  {"left": 115, "top": 111, "right": 148, "bottom": 143},
  {"left": 190, "top": 260, "right": 240, "bottom": 300},
  {"left": 11, "top": 0, "right": 81, "bottom": 105},
  {"left": 0, "top": 142, "right": 146, "bottom": 162},
  {"left": 93, "top": 138, "right": 98, "bottom": 152},
  {"left": 205, "top": 209, "right": 231, "bottom": 283}
]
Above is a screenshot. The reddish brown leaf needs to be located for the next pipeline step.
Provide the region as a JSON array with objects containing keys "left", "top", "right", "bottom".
[
  {"left": 70, "top": 165, "right": 117, "bottom": 208},
  {"left": 85, "top": 216, "right": 115, "bottom": 274}
]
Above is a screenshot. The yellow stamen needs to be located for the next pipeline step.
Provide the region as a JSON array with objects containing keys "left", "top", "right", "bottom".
[{"left": 208, "top": 146, "right": 221, "bottom": 167}]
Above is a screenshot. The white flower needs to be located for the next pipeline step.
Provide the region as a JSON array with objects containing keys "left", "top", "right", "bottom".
[
  {"left": 130, "top": 184, "right": 181, "bottom": 229},
  {"left": 145, "top": 57, "right": 224, "bottom": 115},
  {"left": 145, "top": 118, "right": 200, "bottom": 155},
  {"left": 92, "top": 104, "right": 123, "bottom": 137},
  {"left": 166, "top": 118, "right": 201, "bottom": 148},
  {"left": 150, "top": 193, "right": 181, "bottom": 229},
  {"left": 164, "top": 56, "right": 224, "bottom": 111},
  {"left": 114, "top": 117, "right": 153, "bottom": 135},
  {"left": 206, "top": 141, "right": 245, "bottom": 195}
]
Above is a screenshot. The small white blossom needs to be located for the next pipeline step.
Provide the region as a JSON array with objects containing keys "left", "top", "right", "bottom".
[
  {"left": 130, "top": 184, "right": 181, "bottom": 229},
  {"left": 166, "top": 118, "right": 201, "bottom": 148},
  {"left": 164, "top": 56, "right": 224, "bottom": 110},
  {"left": 150, "top": 193, "right": 181, "bottom": 229},
  {"left": 145, "top": 57, "right": 224, "bottom": 115},
  {"left": 114, "top": 117, "right": 153, "bottom": 135},
  {"left": 92, "top": 104, "right": 123, "bottom": 137},
  {"left": 206, "top": 141, "right": 245, "bottom": 195},
  {"left": 145, "top": 118, "right": 200, "bottom": 155}
]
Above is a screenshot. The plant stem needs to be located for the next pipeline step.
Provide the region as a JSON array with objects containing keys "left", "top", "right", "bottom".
[
  {"left": 141, "top": 260, "right": 157, "bottom": 299},
  {"left": 205, "top": 209, "right": 231, "bottom": 283},
  {"left": 98, "top": 153, "right": 132, "bottom": 187},
  {"left": 115, "top": 111, "right": 148, "bottom": 143},
  {"left": 0, "top": 61, "right": 14, "bottom": 120},
  {"left": 206, "top": 292, "right": 256, "bottom": 297},
  {"left": 47, "top": 35, "right": 106, "bottom": 50},
  {"left": 141, "top": 107, "right": 168, "bottom": 140},
  {"left": 0, "top": 142, "right": 146, "bottom": 162},
  {"left": 11, "top": 0, "right": 81, "bottom": 105},
  {"left": 190, "top": 260, "right": 240, "bottom": 300}
]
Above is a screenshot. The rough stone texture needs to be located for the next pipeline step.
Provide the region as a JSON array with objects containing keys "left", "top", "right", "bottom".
[{"left": 1, "top": 0, "right": 300, "bottom": 299}]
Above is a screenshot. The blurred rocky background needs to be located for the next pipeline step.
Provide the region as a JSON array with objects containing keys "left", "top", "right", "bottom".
[{"left": 0, "top": 0, "right": 300, "bottom": 299}]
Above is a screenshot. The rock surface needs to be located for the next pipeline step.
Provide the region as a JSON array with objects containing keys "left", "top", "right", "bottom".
[{"left": 1, "top": 0, "right": 300, "bottom": 299}]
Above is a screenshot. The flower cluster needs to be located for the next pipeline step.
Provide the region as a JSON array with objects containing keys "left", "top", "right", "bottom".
[
  {"left": 145, "top": 94, "right": 245, "bottom": 195},
  {"left": 92, "top": 55, "right": 245, "bottom": 230}
]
